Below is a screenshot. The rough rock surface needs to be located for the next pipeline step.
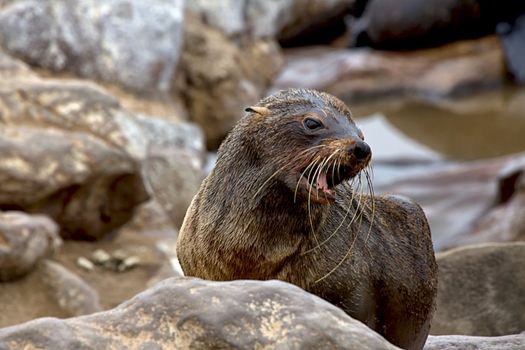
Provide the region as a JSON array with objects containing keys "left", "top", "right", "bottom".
[
  {"left": 0, "top": 278, "right": 400, "bottom": 349},
  {"left": 0, "top": 259, "right": 101, "bottom": 328},
  {"left": 0, "top": 211, "right": 60, "bottom": 281},
  {"left": 432, "top": 243, "right": 525, "bottom": 336},
  {"left": 0, "top": 52, "right": 151, "bottom": 239},
  {"left": 273, "top": 36, "right": 504, "bottom": 111},
  {"left": 424, "top": 333, "right": 525, "bottom": 350},
  {"left": 0, "top": 0, "right": 184, "bottom": 93},
  {"left": 187, "top": 0, "right": 353, "bottom": 42},
  {"left": 176, "top": 14, "right": 282, "bottom": 149}
]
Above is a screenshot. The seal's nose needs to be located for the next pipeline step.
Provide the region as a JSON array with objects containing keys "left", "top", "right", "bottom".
[{"left": 349, "top": 141, "right": 371, "bottom": 160}]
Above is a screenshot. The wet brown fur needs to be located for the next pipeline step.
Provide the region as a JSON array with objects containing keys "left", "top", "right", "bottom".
[{"left": 177, "top": 89, "right": 437, "bottom": 350}]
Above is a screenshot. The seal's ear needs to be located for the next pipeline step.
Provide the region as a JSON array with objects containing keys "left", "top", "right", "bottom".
[{"left": 245, "top": 106, "right": 270, "bottom": 116}]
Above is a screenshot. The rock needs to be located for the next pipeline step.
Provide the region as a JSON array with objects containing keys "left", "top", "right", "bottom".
[
  {"left": 187, "top": 0, "right": 354, "bottom": 43},
  {"left": 0, "top": 50, "right": 206, "bottom": 240},
  {"left": 137, "top": 114, "right": 205, "bottom": 228},
  {"left": 350, "top": 0, "right": 492, "bottom": 49},
  {"left": 458, "top": 158, "right": 525, "bottom": 246},
  {"left": 0, "top": 66, "right": 149, "bottom": 239},
  {"left": 374, "top": 154, "right": 518, "bottom": 251},
  {"left": 432, "top": 243, "right": 525, "bottom": 336},
  {"left": 0, "top": 211, "right": 60, "bottom": 281},
  {"left": 0, "top": 259, "right": 101, "bottom": 328},
  {"left": 498, "top": 14, "right": 525, "bottom": 84},
  {"left": 425, "top": 333, "right": 525, "bottom": 350},
  {"left": 0, "top": 0, "right": 184, "bottom": 93},
  {"left": 0, "top": 277, "right": 400, "bottom": 349},
  {"left": 272, "top": 36, "right": 504, "bottom": 110},
  {"left": 175, "top": 14, "right": 282, "bottom": 149},
  {"left": 38, "top": 260, "right": 101, "bottom": 317}
]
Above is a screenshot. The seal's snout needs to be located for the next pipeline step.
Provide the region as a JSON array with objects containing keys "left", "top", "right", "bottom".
[{"left": 348, "top": 141, "right": 371, "bottom": 160}]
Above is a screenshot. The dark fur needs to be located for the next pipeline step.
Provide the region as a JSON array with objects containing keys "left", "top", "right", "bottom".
[{"left": 177, "top": 89, "right": 437, "bottom": 350}]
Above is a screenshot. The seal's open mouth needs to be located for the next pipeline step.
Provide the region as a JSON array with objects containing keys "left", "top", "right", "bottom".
[{"left": 297, "top": 163, "right": 357, "bottom": 202}]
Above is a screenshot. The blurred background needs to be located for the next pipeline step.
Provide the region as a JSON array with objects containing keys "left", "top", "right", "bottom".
[{"left": 0, "top": 0, "right": 524, "bottom": 331}]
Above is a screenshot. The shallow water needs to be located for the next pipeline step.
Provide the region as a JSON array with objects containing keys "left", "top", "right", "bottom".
[{"left": 355, "top": 85, "right": 525, "bottom": 163}]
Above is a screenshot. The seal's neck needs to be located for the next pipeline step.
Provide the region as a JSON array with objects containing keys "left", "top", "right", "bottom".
[{"left": 206, "top": 152, "right": 330, "bottom": 239}]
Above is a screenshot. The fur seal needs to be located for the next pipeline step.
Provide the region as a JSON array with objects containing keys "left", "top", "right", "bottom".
[{"left": 177, "top": 88, "right": 437, "bottom": 350}]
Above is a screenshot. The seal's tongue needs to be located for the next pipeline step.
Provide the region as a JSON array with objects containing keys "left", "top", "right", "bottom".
[
  {"left": 316, "top": 171, "right": 335, "bottom": 197},
  {"left": 317, "top": 171, "right": 329, "bottom": 191}
]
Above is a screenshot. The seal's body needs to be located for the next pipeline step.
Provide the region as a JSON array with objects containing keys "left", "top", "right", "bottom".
[{"left": 177, "top": 89, "right": 437, "bottom": 350}]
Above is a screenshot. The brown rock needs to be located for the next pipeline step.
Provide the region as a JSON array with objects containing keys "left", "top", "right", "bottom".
[
  {"left": 272, "top": 36, "right": 504, "bottom": 111},
  {"left": 176, "top": 14, "right": 282, "bottom": 149},
  {"left": 0, "top": 51, "right": 154, "bottom": 240},
  {"left": 432, "top": 242, "right": 525, "bottom": 336},
  {"left": 0, "top": 211, "right": 60, "bottom": 281},
  {"left": 424, "top": 333, "right": 525, "bottom": 350},
  {"left": 0, "top": 259, "right": 101, "bottom": 328},
  {"left": 0, "top": 277, "right": 400, "bottom": 349}
]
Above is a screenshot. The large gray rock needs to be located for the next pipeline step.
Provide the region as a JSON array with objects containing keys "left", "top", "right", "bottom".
[
  {"left": 0, "top": 0, "right": 184, "bottom": 93},
  {"left": 187, "top": 0, "right": 354, "bottom": 41},
  {"left": 425, "top": 333, "right": 525, "bottom": 350},
  {"left": 0, "top": 277, "right": 400, "bottom": 349},
  {"left": 432, "top": 243, "right": 525, "bottom": 336},
  {"left": 0, "top": 211, "right": 60, "bottom": 281},
  {"left": 0, "top": 259, "right": 101, "bottom": 328}
]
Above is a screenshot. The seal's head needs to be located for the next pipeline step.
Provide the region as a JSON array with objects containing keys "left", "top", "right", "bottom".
[{"left": 220, "top": 88, "right": 371, "bottom": 204}]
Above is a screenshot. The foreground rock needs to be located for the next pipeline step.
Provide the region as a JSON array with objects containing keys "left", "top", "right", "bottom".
[
  {"left": 0, "top": 211, "right": 60, "bottom": 281},
  {"left": 432, "top": 242, "right": 525, "bottom": 336},
  {"left": 0, "top": 259, "right": 101, "bottom": 327},
  {"left": 425, "top": 333, "right": 525, "bottom": 350},
  {"left": 273, "top": 36, "right": 504, "bottom": 112},
  {"left": 0, "top": 278, "right": 400, "bottom": 349},
  {"left": 0, "top": 0, "right": 184, "bottom": 93}
]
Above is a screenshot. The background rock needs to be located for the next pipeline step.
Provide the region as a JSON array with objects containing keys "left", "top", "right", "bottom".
[
  {"left": 187, "top": 0, "right": 354, "bottom": 43},
  {"left": 432, "top": 243, "right": 525, "bottom": 336},
  {"left": 350, "top": 0, "right": 491, "bottom": 49},
  {"left": 498, "top": 14, "right": 525, "bottom": 84},
  {"left": 0, "top": 0, "right": 184, "bottom": 93},
  {"left": 272, "top": 36, "right": 503, "bottom": 111},
  {"left": 175, "top": 14, "right": 282, "bottom": 149},
  {"left": 0, "top": 259, "right": 101, "bottom": 327},
  {"left": 0, "top": 50, "right": 207, "bottom": 240},
  {"left": 0, "top": 278, "right": 400, "bottom": 350},
  {"left": 0, "top": 70, "right": 149, "bottom": 239},
  {"left": 0, "top": 211, "right": 60, "bottom": 281},
  {"left": 425, "top": 333, "right": 525, "bottom": 350}
]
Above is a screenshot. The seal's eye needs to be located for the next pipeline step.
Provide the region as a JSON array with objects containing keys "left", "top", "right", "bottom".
[{"left": 303, "top": 118, "right": 323, "bottom": 130}]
